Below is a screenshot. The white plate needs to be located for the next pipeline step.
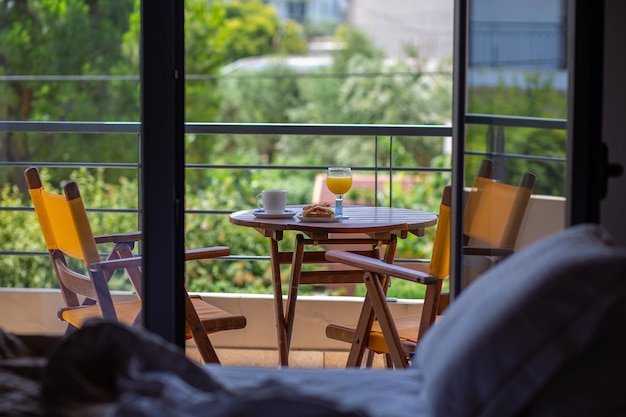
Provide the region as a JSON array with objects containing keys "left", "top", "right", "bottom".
[
  {"left": 252, "top": 209, "right": 297, "bottom": 219},
  {"left": 297, "top": 214, "right": 342, "bottom": 223}
]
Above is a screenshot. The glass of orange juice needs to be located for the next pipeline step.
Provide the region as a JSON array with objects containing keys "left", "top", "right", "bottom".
[{"left": 326, "top": 167, "right": 352, "bottom": 218}]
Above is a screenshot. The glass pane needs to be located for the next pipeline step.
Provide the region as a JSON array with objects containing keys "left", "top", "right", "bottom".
[
  {"left": 461, "top": 0, "right": 568, "bottom": 290},
  {"left": 183, "top": 0, "right": 454, "bottom": 295},
  {"left": 0, "top": 1, "right": 141, "bottom": 289}
]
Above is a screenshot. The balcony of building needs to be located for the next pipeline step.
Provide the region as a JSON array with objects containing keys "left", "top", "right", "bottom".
[{"left": 0, "top": 116, "right": 566, "bottom": 368}]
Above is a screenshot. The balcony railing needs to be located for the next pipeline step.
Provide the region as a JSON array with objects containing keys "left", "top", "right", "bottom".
[{"left": 0, "top": 115, "right": 566, "bottom": 282}]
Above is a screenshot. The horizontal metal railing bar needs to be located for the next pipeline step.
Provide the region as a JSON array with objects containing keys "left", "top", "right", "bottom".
[
  {"left": 186, "top": 209, "right": 240, "bottom": 215},
  {"left": 0, "top": 115, "right": 567, "bottom": 135},
  {"left": 0, "top": 251, "right": 271, "bottom": 262},
  {"left": 0, "top": 162, "right": 138, "bottom": 169},
  {"left": 465, "top": 150, "right": 566, "bottom": 163},
  {"left": 185, "top": 122, "right": 452, "bottom": 136},
  {"left": 0, "top": 251, "right": 50, "bottom": 257},
  {"left": 0, "top": 252, "right": 426, "bottom": 268},
  {"left": 465, "top": 114, "right": 567, "bottom": 130},
  {"left": 192, "top": 71, "right": 451, "bottom": 81},
  {"left": 1, "top": 163, "right": 450, "bottom": 176},
  {"left": 0, "top": 70, "right": 451, "bottom": 82},
  {"left": 0, "top": 251, "right": 128, "bottom": 258},
  {"left": 1, "top": 206, "right": 139, "bottom": 214},
  {"left": 0, "top": 121, "right": 451, "bottom": 136},
  {"left": 185, "top": 164, "right": 451, "bottom": 173},
  {"left": 0, "top": 75, "right": 141, "bottom": 81},
  {"left": 0, "top": 121, "right": 141, "bottom": 134},
  {"left": 0, "top": 207, "right": 34, "bottom": 212}
]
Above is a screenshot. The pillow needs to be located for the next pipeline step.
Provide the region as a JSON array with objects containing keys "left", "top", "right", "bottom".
[{"left": 413, "top": 224, "right": 626, "bottom": 417}]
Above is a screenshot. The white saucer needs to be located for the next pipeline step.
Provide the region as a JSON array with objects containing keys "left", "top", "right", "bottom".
[
  {"left": 297, "top": 214, "right": 342, "bottom": 223},
  {"left": 252, "top": 209, "right": 297, "bottom": 219}
]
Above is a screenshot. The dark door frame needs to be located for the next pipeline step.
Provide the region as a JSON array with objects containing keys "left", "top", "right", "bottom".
[
  {"left": 566, "top": 0, "right": 605, "bottom": 225},
  {"left": 141, "top": 0, "right": 187, "bottom": 347},
  {"left": 450, "top": 0, "right": 468, "bottom": 299}
]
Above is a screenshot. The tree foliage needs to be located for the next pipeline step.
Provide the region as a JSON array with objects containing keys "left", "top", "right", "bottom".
[
  {"left": 0, "top": 0, "right": 137, "bottom": 189},
  {"left": 467, "top": 74, "right": 568, "bottom": 195},
  {"left": 0, "top": 1, "right": 567, "bottom": 296}
]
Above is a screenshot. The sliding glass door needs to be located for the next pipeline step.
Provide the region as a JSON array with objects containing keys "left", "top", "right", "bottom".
[
  {"left": 139, "top": 0, "right": 616, "bottom": 341},
  {"left": 450, "top": 0, "right": 609, "bottom": 298}
]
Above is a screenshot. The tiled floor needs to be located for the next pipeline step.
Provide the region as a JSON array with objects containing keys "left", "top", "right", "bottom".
[{"left": 186, "top": 343, "right": 387, "bottom": 369}]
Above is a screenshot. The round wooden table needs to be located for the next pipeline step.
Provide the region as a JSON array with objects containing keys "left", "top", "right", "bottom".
[{"left": 230, "top": 205, "right": 438, "bottom": 366}]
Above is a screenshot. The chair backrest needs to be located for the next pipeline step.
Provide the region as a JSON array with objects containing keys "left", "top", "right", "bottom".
[
  {"left": 427, "top": 159, "right": 498, "bottom": 278},
  {"left": 426, "top": 185, "right": 451, "bottom": 280},
  {"left": 25, "top": 167, "right": 118, "bottom": 319},
  {"left": 26, "top": 169, "right": 100, "bottom": 265},
  {"left": 428, "top": 159, "right": 496, "bottom": 281},
  {"left": 435, "top": 160, "right": 536, "bottom": 311},
  {"left": 460, "top": 162, "right": 536, "bottom": 289},
  {"left": 413, "top": 184, "right": 452, "bottom": 325},
  {"left": 464, "top": 168, "right": 536, "bottom": 249}
]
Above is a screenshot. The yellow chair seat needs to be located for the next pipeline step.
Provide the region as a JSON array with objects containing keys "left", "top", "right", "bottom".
[
  {"left": 367, "top": 315, "right": 420, "bottom": 353},
  {"left": 189, "top": 297, "right": 247, "bottom": 334},
  {"left": 61, "top": 300, "right": 142, "bottom": 329},
  {"left": 60, "top": 297, "right": 246, "bottom": 339},
  {"left": 327, "top": 315, "right": 420, "bottom": 355}
]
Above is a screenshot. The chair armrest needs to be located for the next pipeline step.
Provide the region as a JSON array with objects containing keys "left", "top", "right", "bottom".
[
  {"left": 185, "top": 246, "right": 230, "bottom": 260},
  {"left": 94, "top": 231, "right": 142, "bottom": 245},
  {"left": 325, "top": 250, "right": 438, "bottom": 284},
  {"left": 89, "top": 256, "right": 142, "bottom": 272},
  {"left": 88, "top": 246, "right": 229, "bottom": 271},
  {"left": 463, "top": 246, "right": 514, "bottom": 257}
]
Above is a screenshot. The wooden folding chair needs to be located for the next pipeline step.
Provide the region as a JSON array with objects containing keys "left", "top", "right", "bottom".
[
  {"left": 325, "top": 160, "right": 536, "bottom": 368},
  {"left": 324, "top": 185, "right": 452, "bottom": 369},
  {"left": 25, "top": 167, "right": 246, "bottom": 364}
]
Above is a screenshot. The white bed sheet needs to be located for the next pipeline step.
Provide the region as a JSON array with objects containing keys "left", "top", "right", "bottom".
[{"left": 203, "top": 365, "right": 427, "bottom": 417}]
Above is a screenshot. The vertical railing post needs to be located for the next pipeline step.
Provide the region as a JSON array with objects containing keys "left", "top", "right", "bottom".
[{"left": 495, "top": 126, "right": 506, "bottom": 180}]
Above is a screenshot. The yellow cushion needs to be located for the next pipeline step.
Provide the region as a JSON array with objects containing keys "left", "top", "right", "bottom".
[
  {"left": 366, "top": 315, "right": 420, "bottom": 354},
  {"left": 61, "top": 300, "right": 142, "bottom": 328}
]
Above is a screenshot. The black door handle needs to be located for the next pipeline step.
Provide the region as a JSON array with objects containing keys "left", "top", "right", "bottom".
[{"left": 601, "top": 142, "right": 624, "bottom": 198}]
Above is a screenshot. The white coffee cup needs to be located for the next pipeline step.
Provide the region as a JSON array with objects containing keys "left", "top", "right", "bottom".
[{"left": 256, "top": 190, "right": 287, "bottom": 214}]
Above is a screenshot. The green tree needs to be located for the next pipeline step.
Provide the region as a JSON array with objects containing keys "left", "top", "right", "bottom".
[
  {"left": 467, "top": 74, "right": 568, "bottom": 195},
  {"left": 286, "top": 29, "right": 452, "bottom": 168},
  {"left": 215, "top": 0, "right": 279, "bottom": 63},
  {"left": 275, "top": 20, "right": 308, "bottom": 55},
  {"left": 331, "top": 25, "right": 384, "bottom": 74},
  {"left": 1, "top": 5, "right": 457, "bottom": 295},
  {"left": 0, "top": 0, "right": 137, "bottom": 189},
  {"left": 185, "top": 0, "right": 308, "bottom": 122},
  {"left": 1, "top": 0, "right": 310, "bottom": 189}
]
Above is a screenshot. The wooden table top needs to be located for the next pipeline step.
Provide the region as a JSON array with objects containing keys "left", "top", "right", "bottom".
[{"left": 229, "top": 205, "right": 438, "bottom": 239}]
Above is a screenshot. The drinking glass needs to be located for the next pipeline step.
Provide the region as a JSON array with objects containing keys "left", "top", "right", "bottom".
[{"left": 326, "top": 167, "right": 352, "bottom": 218}]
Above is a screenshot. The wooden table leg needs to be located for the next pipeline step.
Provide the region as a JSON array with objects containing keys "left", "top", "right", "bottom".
[
  {"left": 270, "top": 238, "right": 289, "bottom": 366},
  {"left": 382, "top": 234, "right": 398, "bottom": 264},
  {"left": 285, "top": 234, "right": 305, "bottom": 354}
]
